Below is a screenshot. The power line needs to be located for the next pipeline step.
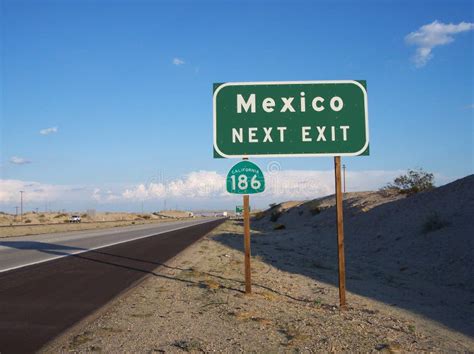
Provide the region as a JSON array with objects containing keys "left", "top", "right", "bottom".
[{"left": 20, "top": 191, "right": 24, "bottom": 222}]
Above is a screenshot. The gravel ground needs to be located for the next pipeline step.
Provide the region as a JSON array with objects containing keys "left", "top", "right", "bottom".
[{"left": 44, "top": 220, "right": 473, "bottom": 353}]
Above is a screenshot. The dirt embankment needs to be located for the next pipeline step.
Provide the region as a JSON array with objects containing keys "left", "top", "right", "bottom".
[{"left": 45, "top": 176, "right": 474, "bottom": 352}]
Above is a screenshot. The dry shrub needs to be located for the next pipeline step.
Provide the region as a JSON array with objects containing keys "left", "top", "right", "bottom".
[
  {"left": 422, "top": 212, "right": 450, "bottom": 233},
  {"left": 273, "top": 224, "right": 286, "bottom": 230},
  {"left": 253, "top": 211, "right": 266, "bottom": 220},
  {"left": 270, "top": 211, "right": 282, "bottom": 222},
  {"left": 202, "top": 278, "right": 220, "bottom": 290},
  {"left": 382, "top": 168, "right": 434, "bottom": 195}
]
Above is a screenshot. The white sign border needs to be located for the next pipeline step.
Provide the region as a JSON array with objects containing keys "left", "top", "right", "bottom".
[{"left": 213, "top": 80, "right": 369, "bottom": 158}]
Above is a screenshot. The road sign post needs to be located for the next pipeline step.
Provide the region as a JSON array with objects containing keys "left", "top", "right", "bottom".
[
  {"left": 226, "top": 160, "right": 265, "bottom": 294},
  {"left": 214, "top": 80, "right": 368, "bottom": 307},
  {"left": 243, "top": 192, "right": 251, "bottom": 294},
  {"left": 334, "top": 156, "right": 346, "bottom": 308}
]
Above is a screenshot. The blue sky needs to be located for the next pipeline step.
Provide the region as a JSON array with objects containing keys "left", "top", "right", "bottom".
[{"left": 1, "top": 0, "right": 473, "bottom": 211}]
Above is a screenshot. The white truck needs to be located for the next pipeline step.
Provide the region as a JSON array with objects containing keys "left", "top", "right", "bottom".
[{"left": 69, "top": 215, "right": 81, "bottom": 223}]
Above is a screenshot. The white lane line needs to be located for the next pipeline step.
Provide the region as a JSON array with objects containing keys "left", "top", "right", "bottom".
[{"left": 0, "top": 218, "right": 222, "bottom": 274}]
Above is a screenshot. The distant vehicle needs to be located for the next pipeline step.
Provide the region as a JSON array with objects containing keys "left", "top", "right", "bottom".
[{"left": 69, "top": 215, "right": 81, "bottom": 223}]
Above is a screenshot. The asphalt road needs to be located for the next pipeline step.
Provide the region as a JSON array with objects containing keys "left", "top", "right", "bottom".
[
  {"left": 0, "top": 218, "right": 224, "bottom": 353},
  {"left": 0, "top": 218, "right": 219, "bottom": 272}
]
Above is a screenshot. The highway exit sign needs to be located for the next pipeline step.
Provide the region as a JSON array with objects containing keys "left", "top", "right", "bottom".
[
  {"left": 235, "top": 205, "right": 249, "bottom": 213},
  {"left": 213, "top": 81, "right": 369, "bottom": 158}
]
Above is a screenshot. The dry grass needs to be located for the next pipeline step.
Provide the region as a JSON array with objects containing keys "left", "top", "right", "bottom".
[
  {"left": 0, "top": 219, "right": 169, "bottom": 238},
  {"left": 273, "top": 223, "right": 286, "bottom": 230},
  {"left": 202, "top": 278, "right": 220, "bottom": 290}
]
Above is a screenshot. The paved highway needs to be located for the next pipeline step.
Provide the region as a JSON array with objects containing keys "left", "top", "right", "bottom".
[
  {"left": 0, "top": 218, "right": 224, "bottom": 353},
  {"left": 0, "top": 218, "right": 218, "bottom": 272}
]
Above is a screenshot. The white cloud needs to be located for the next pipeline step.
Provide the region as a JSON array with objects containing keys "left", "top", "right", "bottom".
[
  {"left": 121, "top": 171, "right": 224, "bottom": 200},
  {"left": 92, "top": 188, "right": 121, "bottom": 203},
  {"left": 120, "top": 169, "right": 406, "bottom": 202},
  {"left": 9, "top": 156, "right": 31, "bottom": 165},
  {"left": 39, "top": 127, "right": 58, "bottom": 135},
  {"left": 0, "top": 170, "right": 459, "bottom": 209},
  {"left": 0, "top": 179, "right": 86, "bottom": 204},
  {"left": 405, "top": 20, "right": 474, "bottom": 67},
  {"left": 172, "top": 58, "right": 185, "bottom": 66}
]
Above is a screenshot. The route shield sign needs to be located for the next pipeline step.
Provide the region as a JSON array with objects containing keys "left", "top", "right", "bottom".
[
  {"left": 213, "top": 80, "right": 369, "bottom": 158},
  {"left": 226, "top": 161, "right": 265, "bottom": 194}
]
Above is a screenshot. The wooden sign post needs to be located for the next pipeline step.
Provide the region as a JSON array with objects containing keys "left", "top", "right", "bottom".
[
  {"left": 225, "top": 159, "right": 265, "bottom": 294},
  {"left": 334, "top": 156, "right": 346, "bottom": 308},
  {"left": 243, "top": 193, "right": 251, "bottom": 294}
]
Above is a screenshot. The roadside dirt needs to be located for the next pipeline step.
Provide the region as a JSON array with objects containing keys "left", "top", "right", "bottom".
[
  {"left": 0, "top": 219, "right": 172, "bottom": 238},
  {"left": 45, "top": 219, "right": 474, "bottom": 352}
]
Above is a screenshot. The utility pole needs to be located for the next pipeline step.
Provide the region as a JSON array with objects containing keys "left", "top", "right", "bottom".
[
  {"left": 342, "top": 164, "right": 347, "bottom": 194},
  {"left": 15, "top": 206, "right": 19, "bottom": 220},
  {"left": 20, "top": 190, "right": 24, "bottom": 222}
]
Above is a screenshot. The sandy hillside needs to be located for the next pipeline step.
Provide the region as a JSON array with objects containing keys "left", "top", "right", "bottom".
[
  {"left": 252, "top": 174, "right": 474, "bottom": 336},
  {"left": 45, "top": 176, "right": 473, "bottom": 352}
]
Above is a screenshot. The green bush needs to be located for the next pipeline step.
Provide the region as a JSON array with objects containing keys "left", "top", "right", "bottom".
[{"left": 383, "top": 168, "right": 434, "bottom": 195}]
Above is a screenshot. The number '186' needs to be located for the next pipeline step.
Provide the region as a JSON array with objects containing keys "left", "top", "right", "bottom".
[{"left": 230, "top": 174, "right": 261, "bottom": 191}]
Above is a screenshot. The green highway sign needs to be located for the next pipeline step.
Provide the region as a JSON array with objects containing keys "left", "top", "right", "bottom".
[
  {"left": 226, "top": 160, "right": 265, "bottom": 194},
  {"left": 213, "top": 81, "right": 369, "bottom": 158},
  {"left": 235, "top": 205, "right": 250, "bottom": 213}
]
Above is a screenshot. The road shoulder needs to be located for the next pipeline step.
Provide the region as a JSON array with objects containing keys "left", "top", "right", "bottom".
[{"left": 44, "top": 220, "right": 474, "bottom": 352}]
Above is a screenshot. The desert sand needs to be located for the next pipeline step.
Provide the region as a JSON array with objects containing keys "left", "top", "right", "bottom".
[
  {"left": 44, "top": 175, "right": 474, "bottom": 352},
  {"left": 0, "top": 211, "right": 194, "bottom": 238}
]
